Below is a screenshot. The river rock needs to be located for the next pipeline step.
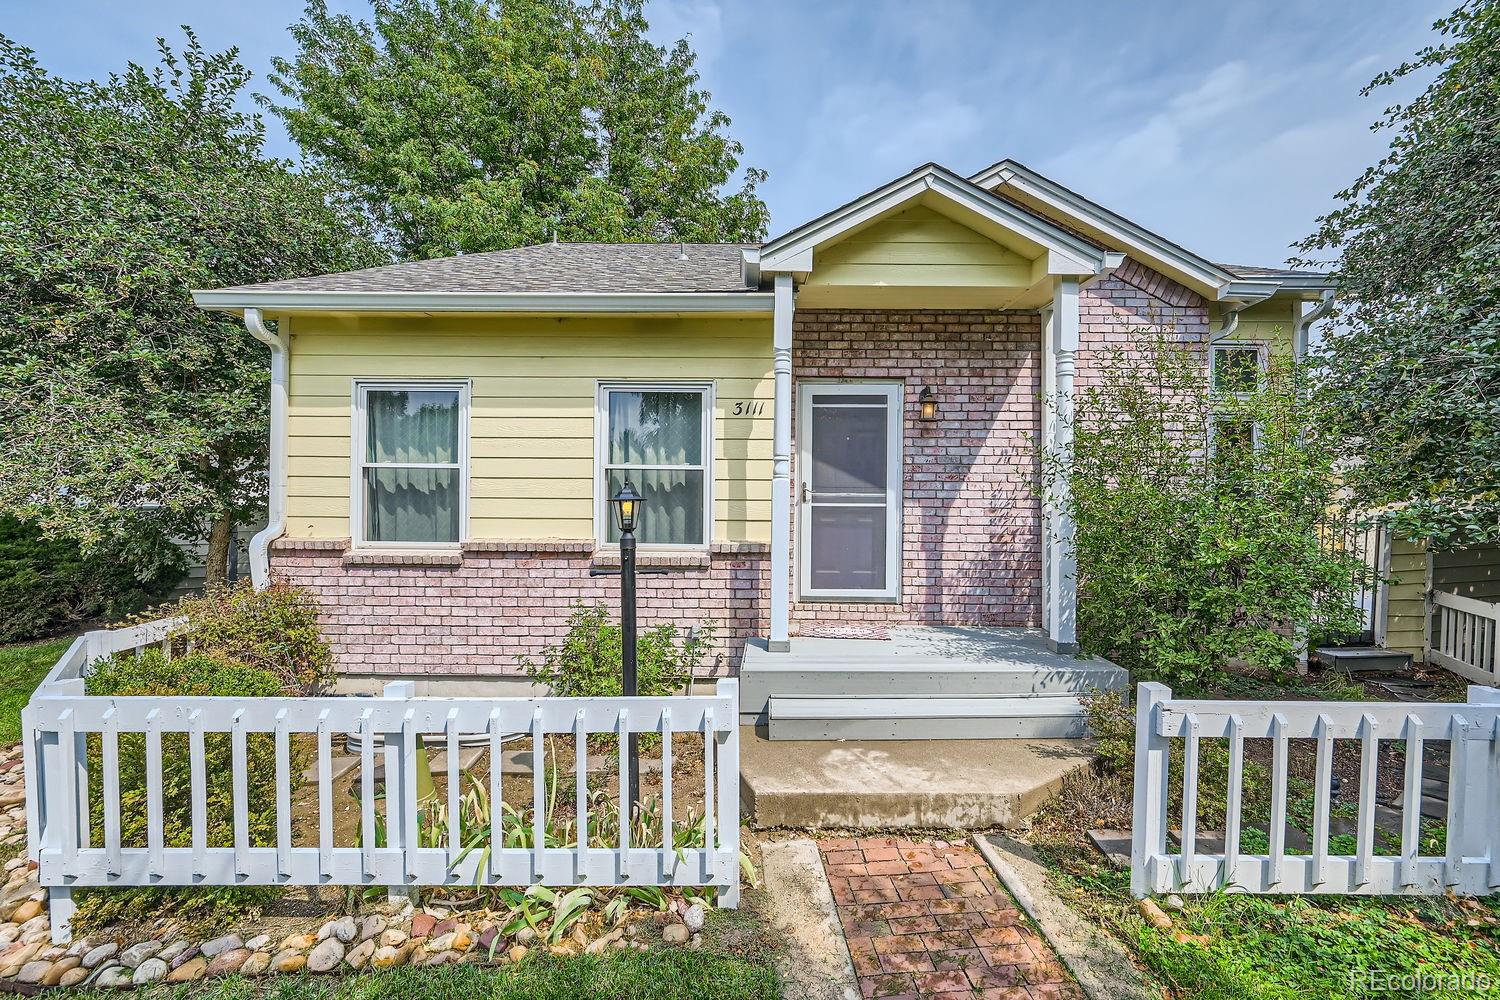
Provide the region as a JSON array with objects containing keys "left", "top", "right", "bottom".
[
  {"left": 270, "top": 949, "right": 306, "bottom": 973},
  {"left": 41, "top": 956, "right": 81, "bottom": 985},
  {"left": 320, "top": 916, "right": 358, "bottom": 943},
  {"left": 662, "top": 923, "right": 690, "bottom": 945},
  {"left": 244, "top": 934, "right": 271, "bottom": 953},
  {"left": 240, "top": 952, "right": 270, "bottom": 977},
  {"left": 359, "top": 914, "right": 388, "bottom": 941},
  {"left": 81, "top": 942, "right": 118, "bottom": 969},
  {"left": 683, "top": 903, "right": 706, "bottom": 933},
  {"left": 16, "top": 960, "right": 52, "bottom": 984},
  {"left": 345, "top": 938, "right": 375, "bottom": 970},
  {"left": 410, "top": 913, "right": 436, "bottom": 939},
  {"left": 200, "top": 934, "right": 243, "bottom": 959},
  {"left": 120, "top": 940, "right": 164, "bottom": 969},
  {"left": 132, "top": 958, "right": 169, "bottom": 985},
  {"left": 424, "top": 949, "right": 461, "bottom": 966},
  {"left": 167, "top": 957, "right": 207, "bottom": 982},
  {"left": 371, "top": 944, "right": 409, "bottom": 969},
  {"left": 379, "top": 928, "right": 407, "bottom": 948},
  {"left": 58, "top": 966, "right": 90, "bottom": 987},
  {"left": 170, "top": 945, "right": 201, "bottom": 970},
  {"left": 280, "top": 932, "right": 317, "bottom": 952},
  {"left": 514, "top": 926, "right": 536, "bottom": 944},
  {"left": 95, "top": 965, "right": 134, "bottom": 988},
  {"left": 8, "top": 899, "right": 40, "bottom": 924},
  {"left": 307, "top": 938, "right": 344, "bottom": 973},
  {"left": 157, "top": 939, "right": 193, "bottom": 964},
  {"left": 507, "top": 944, "right": 528, "bottom": 964},
  {"left": 206, "top": 948, "right": 251, "bottom": 976}
]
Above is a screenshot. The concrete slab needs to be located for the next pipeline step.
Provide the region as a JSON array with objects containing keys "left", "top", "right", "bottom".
[
  {"left": 741, "top": 727, "right": 1094, "bottom": 829},
  {"left": 761, "top": 840, "right": 860, "bottom": 1000}
]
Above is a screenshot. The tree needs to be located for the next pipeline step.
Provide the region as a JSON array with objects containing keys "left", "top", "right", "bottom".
[
  {"left": 0, "top": 32, "right": 386, "bottom": 585},
  {"left": 268, "top": 0, "right": 769, "bottom": 259},
  {"left": 1298, "top": 0, "right": 1500, "bottom": 548},
  {"left": 1045, "top": 337, "right": 1367, "bottom": 683}
]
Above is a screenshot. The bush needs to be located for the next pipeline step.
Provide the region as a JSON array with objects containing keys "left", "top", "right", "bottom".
[
  {"left": 1044, "top": 336, "right": 1369, "bottom": 685},
  {"left": 522, "top": 602, "right": 716, "bottom": 698},
  {"left": 0, "top": 515, "right": 183, "bottom": 643},
  {"left": 85, "top": 650, "right": 293, "bottom": 851},
  {"left": 176, "top": 580, "right": 334, "bottom": 693}
]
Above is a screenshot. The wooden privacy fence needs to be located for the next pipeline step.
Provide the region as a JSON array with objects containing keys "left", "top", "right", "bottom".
[
  {"left": 1431, "top": 590, "right": 1500, "bottom": 686},
  {"left": 1131, "top": 682, "right": 1500, "bottom": 898},
  {"left": 25, "top": 619, "right": 741, "bottom": 944}
]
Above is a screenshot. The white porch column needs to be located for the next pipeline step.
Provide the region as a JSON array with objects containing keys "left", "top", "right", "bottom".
[
  {"left": 1046, "top": 278, "right": 1080, "bottom": 653},
  {"left": 769, "top": 273, "right": 794, "bottom": 652}
]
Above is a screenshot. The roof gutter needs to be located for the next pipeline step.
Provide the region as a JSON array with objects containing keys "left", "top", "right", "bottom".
[
  {"left": 1294, "top": 289, "right": 1336, "bottom": 361},
  {"left": 243, "top": 308, "right": 287, "bottom": 590},
  {"left": 192, "top": 290, "right": 774, "bottom": 314}
]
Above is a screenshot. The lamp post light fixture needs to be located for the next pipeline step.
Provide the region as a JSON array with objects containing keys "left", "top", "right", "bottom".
[
  {"left": 610, "top": 479, "right": 645, "bottom": 815},
  {"left": 918, "top": 386, "right": 938, "bottom": 421}
]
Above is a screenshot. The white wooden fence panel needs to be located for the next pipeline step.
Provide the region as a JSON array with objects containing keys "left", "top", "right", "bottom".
[
  {"left": 1431, "top": 590, "right": 1500, "bottom": 685},
  {"left": 1132, "top": 682, "right": 1500, "bottom": 898},
  {"left": 25, "top": 619, "right": 742, "bottom": 944}
]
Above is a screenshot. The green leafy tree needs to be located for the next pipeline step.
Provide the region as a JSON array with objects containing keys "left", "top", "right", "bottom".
[
  {"left": 268, "top": 0, "right": 769, "bottom": 258},
  {"left": 1045, "top": 336, "right": 1367, "bottom": 684},
  {"left": 1297, "top": 0, "right": 1500, "bottom": 548},
  {"left": 0, "top": 32, "right": 386, "bottom": 584}
]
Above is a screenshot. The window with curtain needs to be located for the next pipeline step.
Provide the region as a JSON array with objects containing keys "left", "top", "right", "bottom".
[
  {"left": 358, "top": 384, "right": 465, "bottom": 544},
  {"left": 600, "top": 385, "right": 709, "bottom": 546}
]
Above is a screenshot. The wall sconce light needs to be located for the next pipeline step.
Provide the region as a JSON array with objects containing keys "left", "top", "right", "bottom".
[{"left": 918, "top": 386, "right": 938, "bottom": 421}]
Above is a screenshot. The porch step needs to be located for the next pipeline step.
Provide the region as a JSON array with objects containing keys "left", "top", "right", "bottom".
[
  {"left": 767, "top": 695, "right": 1087, "bottom": 741},
  {"left": 1314, "top": 646, "right": 1414, "bottom": 674}
]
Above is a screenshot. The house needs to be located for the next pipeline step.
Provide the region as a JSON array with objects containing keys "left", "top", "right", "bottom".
[{"left": 193, "top": 159, "right": 1335, "bottom": 739}]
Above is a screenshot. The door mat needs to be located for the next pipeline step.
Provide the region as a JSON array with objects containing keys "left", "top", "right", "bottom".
[{"left": 795, "top": 624, "right": 890, "bottom": 640}]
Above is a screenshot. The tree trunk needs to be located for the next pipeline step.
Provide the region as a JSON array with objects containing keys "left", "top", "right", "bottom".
[{"left": 204, "top": 513, "right": 235, "bottom": 590}]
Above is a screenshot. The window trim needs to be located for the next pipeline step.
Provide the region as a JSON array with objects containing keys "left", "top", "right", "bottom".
[
  {"left": 1209, "top": 341, "right": 1267, "bottom": 399},
  {"left": 1208, "top": 341, "right": 1267, "bottom": 461},
  {"left": 350, "top": 379, "right": 471, "bottom": 550},
  {"left": 594, "top": 380, "right": 716, "bottom": 550},
  {"left": 796, "top": 380, "right": 904, "bottom": 602}
]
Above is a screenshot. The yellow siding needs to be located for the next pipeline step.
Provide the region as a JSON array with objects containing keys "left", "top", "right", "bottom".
[
  {"left": 1210, "top": 298, "right": 1299, "bottom": 353},
  {"left": 1385, "top": 535, "right": 1429, "bottom": 657},
  {"left": 806, "top": 205, "right": 1035, "bottom": 290},
  {"left": 285, "top": 314, "right": 774, "bottom": 543}
]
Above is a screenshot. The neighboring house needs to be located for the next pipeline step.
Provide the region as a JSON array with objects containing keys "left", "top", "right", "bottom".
[
  {"left": 193, "top": 159, "right": 1334, "bottom": 728},
  {"left": 1372, "top": 536, "right": 1500, "bottom": 684}
]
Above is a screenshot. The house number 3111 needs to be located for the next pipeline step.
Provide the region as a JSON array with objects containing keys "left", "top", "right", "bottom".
[{"left": 731, "top": 401, "right": 766, "bottom": 416}]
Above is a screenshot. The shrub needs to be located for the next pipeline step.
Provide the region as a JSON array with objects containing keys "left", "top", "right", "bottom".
[
  {"left": 85, "top": 650, "right": 294, "bottom": 850},
  {"left": 521, "top": 602, "right": 716, "bottom": 699},
  {"left": 176, "top": 580, "right": 334, "bottom": 693},
  {"left": 0, "top": 515, "right": 183, "bottom": 643},
  {"left": 1044, "top": 335, "right": 1369, "bottom": 685}
]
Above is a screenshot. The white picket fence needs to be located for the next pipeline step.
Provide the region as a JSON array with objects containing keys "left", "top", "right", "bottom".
[
  {"left": 1430, "top": 590, "right": 1500, "bottom": 686},
  {"left": 25, "top": 619, "right": 741, "bottom": 944},
  {"left": 1131, "top": 682, "right": 1500, "bottom": 897}
]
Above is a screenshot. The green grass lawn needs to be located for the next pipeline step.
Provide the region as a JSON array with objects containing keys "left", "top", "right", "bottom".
[
  {"left": 62, "top": 950, "right": 781, "bottom": 1000},
  {"left": 0, "top": 635, "right": 72, "bottom": 744}
]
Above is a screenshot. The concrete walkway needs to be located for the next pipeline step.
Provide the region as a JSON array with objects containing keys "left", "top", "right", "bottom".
[{"left": 742, "top": 731, "right": 1094, "bottom": 829}]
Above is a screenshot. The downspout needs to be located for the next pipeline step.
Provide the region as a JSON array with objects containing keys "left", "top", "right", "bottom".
[
  {"left": 244, "top": 308, "right": 287, "bottom": 590},
  {"left": 1293, "top": 289, "right": 1335, "bottom": 362}
]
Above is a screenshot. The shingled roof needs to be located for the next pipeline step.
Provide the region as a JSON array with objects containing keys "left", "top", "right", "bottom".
[{"left": 212, "top": 242, "right": 759, "bottom": 295}]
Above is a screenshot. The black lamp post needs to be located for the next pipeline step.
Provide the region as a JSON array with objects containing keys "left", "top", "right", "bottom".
[{"left": 610, "top": 479, "right": 645, "bottom": 815}]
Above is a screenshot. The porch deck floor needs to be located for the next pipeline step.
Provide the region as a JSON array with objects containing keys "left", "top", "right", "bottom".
[
  {"left": 739, "top": 727, "right": 1093, "bottom": 830},
  {"left": 771, "top": 625, "right": 1096, "bottom": 667}
]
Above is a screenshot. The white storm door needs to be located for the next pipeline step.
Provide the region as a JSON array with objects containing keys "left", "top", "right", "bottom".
[{"left": 797, "top": 383, "right": 902, "bottom": 600}]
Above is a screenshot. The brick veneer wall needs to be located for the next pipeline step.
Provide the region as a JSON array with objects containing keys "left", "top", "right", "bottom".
[
  {"left": 272, "top": 539, "right": 768, "bottom": 678},
  {"left": 271, "top": 259, "right": 1212, "bottom": 678},
  {"left": 789, "top": 308, "right": 1045, "bottom": 630}
]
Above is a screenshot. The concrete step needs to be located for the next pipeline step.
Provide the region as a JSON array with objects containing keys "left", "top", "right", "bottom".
[
  {"left": 1314, "top": 646, "right": 1414, "bottom": 674},
  {"left": 767, "top": 695, "right": 1087, "bottom": 741}
]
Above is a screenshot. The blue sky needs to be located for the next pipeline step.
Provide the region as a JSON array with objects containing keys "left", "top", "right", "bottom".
[{"left": 6, "top": 0, "right": 1449, "bottom": 267}]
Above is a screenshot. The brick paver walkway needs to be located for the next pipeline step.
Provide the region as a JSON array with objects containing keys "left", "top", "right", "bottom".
[{"left": 819, "top": 838, "right": 1082, "bottom": 1000}]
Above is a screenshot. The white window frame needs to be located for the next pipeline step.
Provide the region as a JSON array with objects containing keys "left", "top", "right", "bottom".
[
  {"left": 594, "top": 380, "right": 715, "bottom": 550},
  {"left": 1209, "top": 342, "right": 1267, "bottom": 459},
  {"left": 350, "top": 379, "right": 470, "bottom": 549},
  {"left": 796, "top": 381, "right": 904, "bottom": 602}
]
